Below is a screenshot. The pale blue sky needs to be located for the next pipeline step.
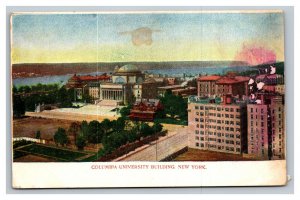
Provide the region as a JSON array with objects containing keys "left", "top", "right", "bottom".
[{"left": 11, "top": 12, "right": 284, "bottom": 63}]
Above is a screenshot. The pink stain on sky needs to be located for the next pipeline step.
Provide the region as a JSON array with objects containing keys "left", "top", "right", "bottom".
[{"left": 235, "top": 44, "right": 276, "bottom": 66}]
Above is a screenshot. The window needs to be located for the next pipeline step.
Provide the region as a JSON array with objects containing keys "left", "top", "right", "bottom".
[
  {"left": 236, "top": 108, "right": 240, "bottom": 112},
  {"left": 195, "top": 136, "right": 199, "bottom": 140},
  {"left": 250, "top": 108, "right": 253, "bottom": 113},
  {"left": 196, "top": 143, "right": 199, "bottom": 147},
  {"left": 195, "top": 130, "right": 199, "bottom": 134},
  {"left": 195, "top": 106, "right": 199, "bottom": 110}
]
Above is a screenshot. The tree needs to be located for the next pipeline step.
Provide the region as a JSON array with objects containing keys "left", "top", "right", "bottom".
[
  {"left": 140, "top": 122, "right": 154, "bottom": 137},
  {"left": 75, "top": 135, "right": 86, "bottom": 150},
  {"left": 54, "top": 127, "right": 68, "bottom": 146},
  {"left": 119, "top": 105, "right": 132, "bottom": 118},
  {"left": 35, "top": 130, "right": 41, "bottom": 139},
  {"left": 113, "top": 117, "right": 126, "bottom": 132},
  {"left": 87, "top": 120, "right": 104, "bottom": 144},
  {"left": 80, "top": 120, "right": 89, "bottom": 138},
  {"left": 152, "top": 122, "right": 163, "bottom": 133},
  {"left": 159, "top": 90, "right": 187, "bottom": 119},
  {"left": 82, "top": 93, "right": 92, "bottom": 103},
  {"left": 68, "top": 122, "right": 80, "bottom": 142},
  {"left": 13, "top": 95, "right": 25, "bottom": 118},
  {"left": 101, "top": 118, "right": 112, "bottom": 135},
  {"left": 57, "top": 87, "right": 72, "bottom": 107}
]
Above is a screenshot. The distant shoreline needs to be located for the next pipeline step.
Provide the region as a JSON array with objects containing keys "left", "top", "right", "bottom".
[{"left": 12, "top": 61, "right": 251, "bottom": 79}]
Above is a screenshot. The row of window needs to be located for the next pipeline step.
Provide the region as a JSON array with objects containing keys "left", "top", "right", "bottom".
[
  {"left": 195, "top": 143, "right": 241, "bottom": 152},
  {"left": 195, "top": 130, "right": 241, "bottom": 138},
  {"left": 195, "top": 124, "right": 241, "bottom": 132},
  {"left": 194, "top": 106, "right": 240, "bottom": 113}
]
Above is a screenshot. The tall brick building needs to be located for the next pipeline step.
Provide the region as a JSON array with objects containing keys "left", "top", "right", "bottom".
[{"left": 188, "top": 95, "right": 247, "bottom": 154}]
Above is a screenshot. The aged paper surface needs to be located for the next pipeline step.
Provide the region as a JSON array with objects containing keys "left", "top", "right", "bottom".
[{"left": 11, "top": 10, "right": 287, "bottom": 188}]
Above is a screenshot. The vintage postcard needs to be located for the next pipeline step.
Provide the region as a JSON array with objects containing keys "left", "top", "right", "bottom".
[{"left": 11, "top": 10, "right": 287, "bottom": 188}]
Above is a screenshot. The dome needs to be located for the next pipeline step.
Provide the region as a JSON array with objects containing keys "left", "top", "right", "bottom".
[{"left": 117, "top": 64, "right": 140, "bottom": 73}]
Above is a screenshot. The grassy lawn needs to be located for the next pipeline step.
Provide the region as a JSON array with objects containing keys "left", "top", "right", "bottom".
[
  {"left": 154, "top": 117, "right": 187, "bottom": 126},
  {"left": 17, "top": 144, "right": 88, "bottom": 161}
]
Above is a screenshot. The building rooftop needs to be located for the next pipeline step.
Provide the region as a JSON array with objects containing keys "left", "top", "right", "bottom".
[
  {"left": 158, "top": 85, "right": 183, "bottom": 90},
  {"left": 216, "top": 76, "right": 249, "bottom": 85},
  {"left": 117, "top": 64, "right": 141, "bottom": 73},
  {"left": 198, "top": 75, "right": 221, "bottom": 81},
  {"left": 188, "top": 95, "right": 246, "bottom": 105}
]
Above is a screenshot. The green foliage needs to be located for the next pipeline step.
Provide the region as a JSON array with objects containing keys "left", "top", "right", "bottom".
[
  {"left": 13, "top": 95, "right": 25, "bottom": 118},
  {"left": 152, "top": 122, "right": 163, "bottom": 133},
  {"left": 154, "top": 117, "right": 188, "bottom": 125},
  {"left": 82, "top": 93, "right": 93, "bottom": 103},
  {"left": 119, "top": 105, "right": 132, "bottom": 118},
  {"left": 18, "top": 144, "right": 86, "bottom": 161},
  {"left": 101, "top": 118, "right": 112, "bottom": 135},
  {"left": 12, "top": 83, "right": 76, "bottom": 112},
  {"left": 102, "top": 131, "right": 129, "bottom": 153},
  {"left": 140, "top": 122, "right": 154, "bottom": 137},
  {"left": 54, "top": 127, "right": 68, "bottom": 146},
  {"left": 57, "top": 87, "right": 73, "bottom": 107},
  {"left": 87, "top": 120, "right": 104, "bottom": 144},
  {"left": 13, "top": 140, "right": 33, "bottom": 149},
  {"left": 75, "top": 135, "right": 86, "bottom": 151},
  {"left": 80, "top": 120, "right": 89, "bottom": 138},
  {"left": 159, "top": 90, "right": 188, "bottom": 120},
  {"left": 35, "top": 130, "right": 41, "bottom": 139}
]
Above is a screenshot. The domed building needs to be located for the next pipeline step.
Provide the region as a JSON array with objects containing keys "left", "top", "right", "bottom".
[
  {"left": 99, "top": 64, "right": 145, "bottom": 105},
  {"left": 112, "top": 64, "right": 144, "bottom": 84}
]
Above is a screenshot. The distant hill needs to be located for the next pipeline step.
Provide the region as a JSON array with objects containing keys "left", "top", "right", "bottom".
[{"left": 12, "top": 61, "right": 249, "bottom": 79}]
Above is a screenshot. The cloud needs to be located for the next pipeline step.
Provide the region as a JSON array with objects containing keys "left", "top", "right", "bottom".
[{"left": 119, "top": 27, "right": 160, "bottom": 46}]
